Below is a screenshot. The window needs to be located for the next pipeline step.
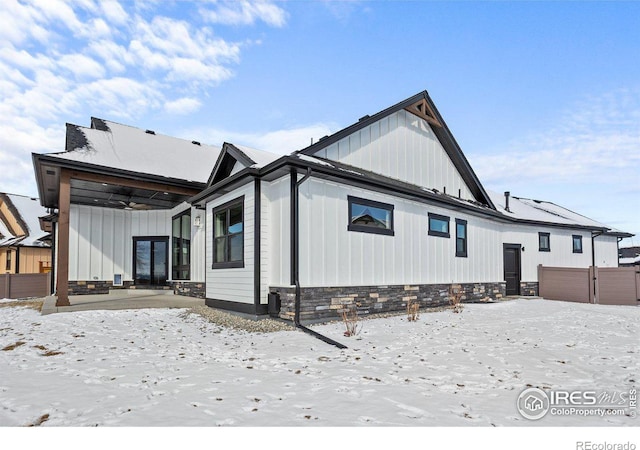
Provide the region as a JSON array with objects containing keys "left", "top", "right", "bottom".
[
  {"left": 455, "top": 219, "right": 467, "bottom": 257},
  {"left": 347, "top": 196, "right": 394, "bottom": 236},
  {"left": 572, "top": 235, "right": 583, "bottom": 253},
  {"left": 538, "top": 232, "right": 551, "bottom": 252},
  {"left": 172, "top": 210, "right": 191, "bottom": 280},
  {"left": 5, "top": 250, "right": 11, "bottom": 271},
  {"left": 428, "top": 213, "right": 450, "bottom": 238},
  {"left": 212, "top": 197, "right": 244, "bottom": 268}
]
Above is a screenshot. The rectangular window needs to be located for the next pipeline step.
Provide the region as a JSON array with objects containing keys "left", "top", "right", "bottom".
[
  {"left": 212, "top": 197, "right": 244, "bottom": 268},
  {"left": 455, "top": 219, "right": 467, "bottom": 257},
  {"left": 572, "top": 235, "right": 583, "bottom": 253},
  {"left": 347, "top": 196, "right": 394, "bottom": 236},
  {"left": 172, "top": 210, "right": 191, "bottom": 280},
  {"left": 538, "top": 232, "right": 551, "bottom": 252},
  {"left": 5, "top": 250, "right": 11, "bottom": 271},
  {"left": 428, "top": 213, "right": 450, "bottom": 238}
]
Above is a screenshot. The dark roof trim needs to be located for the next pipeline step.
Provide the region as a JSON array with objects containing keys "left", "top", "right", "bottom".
[
  {"left": 34, "top": 153, "right": 206, "bottom": 191},
  {"left": 190, "top": 154, "right": 625, "bottom": 235},
  {"left": 206, "top": 142, "right": 257, "bottom": 187},
  {"left": 297, "top": 91, "right": 495, "bottom": 210},
  {"left": 0, "top": 193, "right": 29, "bottom": 237}
]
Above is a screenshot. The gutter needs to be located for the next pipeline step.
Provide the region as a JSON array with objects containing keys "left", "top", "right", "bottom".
[
  {"left": 591, "top": 230, "right": 604, "bottom": 303},
  {"left": 291, "top": 168, "right": 347, "bottom": 349}
]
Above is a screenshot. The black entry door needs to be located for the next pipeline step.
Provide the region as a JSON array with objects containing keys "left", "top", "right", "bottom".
[
  {"left": 133, "top": 237, "right": 168, "bottom": 285},
  {"left": 503, "top": 244, "right": 521, "bottom": 296}
]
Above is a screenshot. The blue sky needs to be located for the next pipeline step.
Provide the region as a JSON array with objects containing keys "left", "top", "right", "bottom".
[{"left": 1, "top": 0, "right": 638, "bottom": 245}]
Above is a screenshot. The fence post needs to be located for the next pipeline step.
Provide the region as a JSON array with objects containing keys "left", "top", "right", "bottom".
[
  {"left": 5, "top": 273, "right": 11, "bottom": 299},
  {"left": 537, "top": 264, "right": 543, "bottom": 298}
]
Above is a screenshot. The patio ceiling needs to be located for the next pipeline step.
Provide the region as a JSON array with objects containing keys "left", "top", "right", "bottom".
[{"left": 70, "top": 179, "right": 190, "bottom": 210}]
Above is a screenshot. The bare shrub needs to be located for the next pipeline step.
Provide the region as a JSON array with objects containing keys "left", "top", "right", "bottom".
[
  {"left": 341, "top": 305, "right": 361, "bottom": 337},
  {"left": 407, "top": 298, "right": 420, "bottom": 321},
  {"left": 449, "top": 285, "right": 464, "bottom": 313}
]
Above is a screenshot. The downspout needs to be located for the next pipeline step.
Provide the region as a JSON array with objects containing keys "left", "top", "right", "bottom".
[
  {"left": 292, "top": 168, "right": 347, "bottom": 349},
  {"left": 591, "top": 231, "right": 604, "bottom": 303}
]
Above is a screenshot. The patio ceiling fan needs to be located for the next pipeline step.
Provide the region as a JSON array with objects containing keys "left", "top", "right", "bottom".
[{"left": 118, "top": 199, "right": 152, "bottom": 210}]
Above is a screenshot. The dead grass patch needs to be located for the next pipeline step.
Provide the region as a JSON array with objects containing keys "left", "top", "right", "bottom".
[
  {"left": 2, "top": 341, "right": 26, "bottom": 351},
  {"left": 27, "top": 414, "right": 50, "bottom": 427},
  {"left": 0, "top": 299, "right": 44, "bottom": 311}
]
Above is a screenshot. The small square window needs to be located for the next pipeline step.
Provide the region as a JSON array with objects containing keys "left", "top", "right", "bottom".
[
  {"left": 572, "top": 235, "right": 583, "bottom": 253},
  {"left": 538, "top": 232, "right": 550, "bottom": 252},
  {"left": 347, "top": 196, "right": 394, "bottom": 236},
  {"left": 428, "top": 213, "right": 450, "bottom": 238},
  {"left": 455, "top": 219, "right": 467, "bottom": 257}
]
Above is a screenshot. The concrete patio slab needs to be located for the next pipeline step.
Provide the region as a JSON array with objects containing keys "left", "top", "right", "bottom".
[{"left": 41, "top": 290, "right": 205, "bottom": 315}]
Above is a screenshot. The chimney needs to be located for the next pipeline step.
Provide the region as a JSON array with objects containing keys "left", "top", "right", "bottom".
[{"left": 504, "top": 191, "right": 511, "bottom": 212}]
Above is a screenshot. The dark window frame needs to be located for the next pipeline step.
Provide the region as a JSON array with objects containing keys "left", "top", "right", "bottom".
[
  {"left": 132, "top": 236, "right": 169, "bottom": 286},
  {"left": 347, "top": 196, "right": 394, "bottom": 236},
  {"left": 428, "top": 213, "right": 450, "bottom": 238},
  {"left": 172, "top": 209, "right": 191, "bottom": 280},
  {"left": 572, "top": 235, "right": 583, "bottom": 254},
  {"left": 538, "top": 232, "right": 551, "bottom": 252},
  {"left": 5, "top": 249, "right": 11, "bottom": 271},
  {"left": 455, "top": 219, "right": 467, "bottom": 257},
  {"left": 212, "top": 196, "right": 245, "bottom": 269}
]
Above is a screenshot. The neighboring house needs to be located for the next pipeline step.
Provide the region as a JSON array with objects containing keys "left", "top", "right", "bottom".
[
  {"left": 619, "top": 246, "right": 640, "bottom": 267},
  {"left": 33, "top": 91, "right": 633, "bottom": 319},
  {"left": 0, "top": 193, "right": 52, "bottom": 274}
]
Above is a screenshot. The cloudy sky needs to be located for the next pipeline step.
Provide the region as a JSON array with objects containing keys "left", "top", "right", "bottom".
[{"left": 1, "top": 0, "right": 638, "bottom": 244}]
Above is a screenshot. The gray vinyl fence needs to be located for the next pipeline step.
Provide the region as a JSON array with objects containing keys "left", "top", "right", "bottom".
[
  {"left": 0, "top": 273, "right": 51, "bottom": 299},
  {"left": 538, "top": 265, "right": 639, "bottom": 306}
]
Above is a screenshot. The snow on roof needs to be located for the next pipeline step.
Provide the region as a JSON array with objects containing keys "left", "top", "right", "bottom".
[
  {"left": 0, "top": 194, "right": 50, "bottom": 247},
  {"left": 232, "top": 144, "right": 282, "bottom": 168},
  {"left": 49, "top": 119, "right": 221, "bottom": 184},
  {"left": 619, "top": 255, "right": 640, "bottom": 265},
  {"left": 487, "top": 190, "right": 616, "bottom": 231}
]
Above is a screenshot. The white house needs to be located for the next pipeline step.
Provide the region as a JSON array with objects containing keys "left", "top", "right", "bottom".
[{"left": 33, "top": 92, "right": 631, "bottom": 320}]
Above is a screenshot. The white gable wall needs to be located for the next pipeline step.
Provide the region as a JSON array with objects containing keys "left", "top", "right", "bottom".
[{"left": 316, "top": 110, "right": 476, "bottom": 201}]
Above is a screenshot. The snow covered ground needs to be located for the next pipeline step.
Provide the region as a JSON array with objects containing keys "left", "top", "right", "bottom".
[{"left": 0, "top": 298, "right": 637, "bottom": 430}]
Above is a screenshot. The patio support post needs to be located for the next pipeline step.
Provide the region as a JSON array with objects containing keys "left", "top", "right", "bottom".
[{"left": 56, "top": 169, "right": 71, "bottom": 306}]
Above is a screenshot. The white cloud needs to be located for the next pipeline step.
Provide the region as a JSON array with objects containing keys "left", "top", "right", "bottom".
[
  {"left": 101, "top": 0, "right": 128, "bottom": 26},
  {"left": 58, "top": 53, "right": 106, "bottom": 80},
  {"left": 164, "top": 97, "right": 202, "bottom": 115},
  {"left": 473, "top": 88, "right": 640, "bottom": 186},
  {"left": 202, "top": 0, "right": 288, "bottom": 27}
]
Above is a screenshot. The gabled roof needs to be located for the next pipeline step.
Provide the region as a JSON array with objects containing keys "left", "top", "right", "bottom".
[
  {"left": 51, "top": 118, "right": 220, "bottom": 183},
  {"left": 297, "top": 91, "right": 495, "bottom": 209},
  {"left": 487, "top": 191, "right": 631, "bottom": 236},
  {"left": 207, "top": 142, "right": 282, "bottom": 186},
  {"left": 33, "top": 117, "right": 221, "bottom": 209},
  {"left": 0, "top": 193, "right": 50, "bottom": 247}
]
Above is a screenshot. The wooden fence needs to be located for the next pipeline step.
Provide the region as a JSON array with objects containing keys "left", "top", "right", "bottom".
[
  {"left": 538, "top": 265, "right": 639, "bottom": 306},
  {"left": 0, "top": 273, "right": 51, "bottom": 299}
]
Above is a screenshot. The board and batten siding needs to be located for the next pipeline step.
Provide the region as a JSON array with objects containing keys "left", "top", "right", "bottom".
[
  {"left": 297, "top": 178, "right": 503, "bottom": 287},
  {"left": 205, "top": 183, "right": 254, "bottom": 304},
  {"left": 263, "top": 176, "right": 291, "bottom": 288},
  {"left": 502, "top": 227, "right": 620, "bottom": 282},
  {"left": 68, "top": 203, "right": 206, "bottom": 282},
  {"left": 315, "top": 109, "right": 475, "bottom": 202}
]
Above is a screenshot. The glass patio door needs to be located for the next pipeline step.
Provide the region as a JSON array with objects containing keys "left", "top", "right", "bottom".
[{"left": 133, "top": 237, "right": 168, "bottom": 285}]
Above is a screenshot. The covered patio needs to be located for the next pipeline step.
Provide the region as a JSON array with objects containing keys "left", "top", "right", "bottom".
[{"left": 41, "top": 289, "right": 204, "bottom": 315}]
